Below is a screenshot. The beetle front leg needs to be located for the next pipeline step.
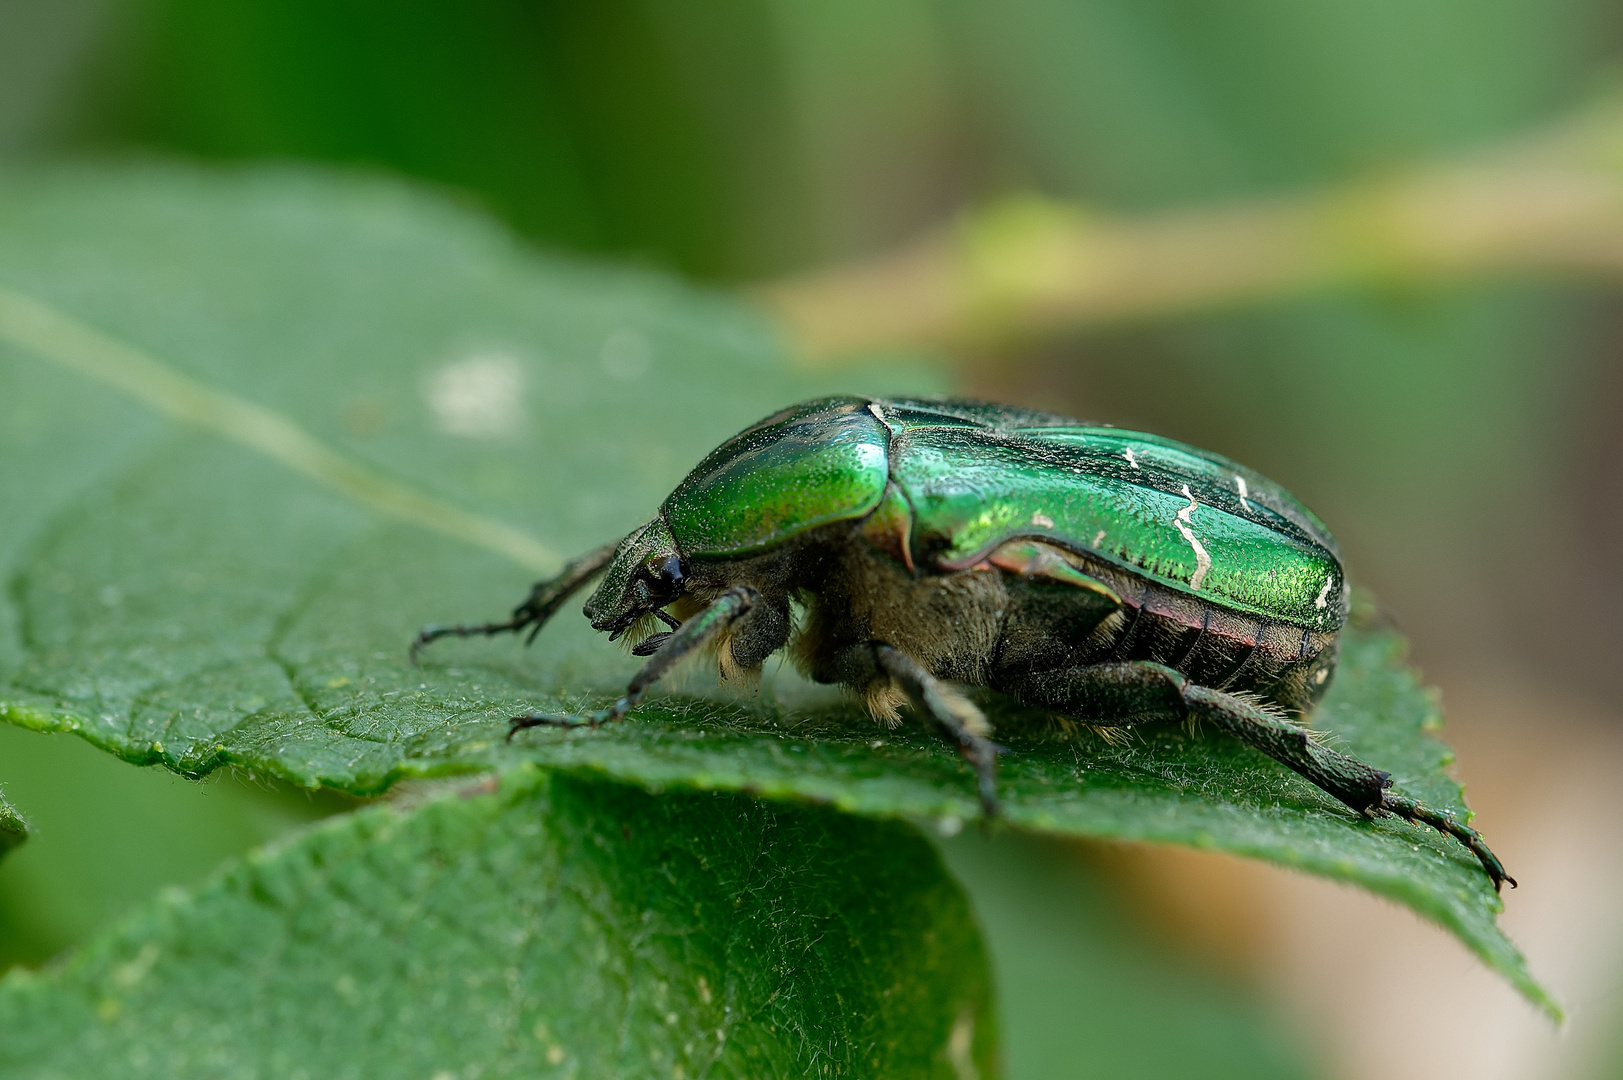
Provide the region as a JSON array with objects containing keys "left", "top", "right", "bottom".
[
  {"left": 510, "top": 585, "right": 761, "bottom": 735},
  {"left": 874, "top": 645, "right": 1001, "bottom": 817},
  {"left": 411, "top": 541, "right": 618, "bottom": 663}
]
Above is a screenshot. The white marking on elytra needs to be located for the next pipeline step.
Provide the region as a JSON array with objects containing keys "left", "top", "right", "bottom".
[
  {"left": 1314, "top": 575, "right": 1334, "bottom": 610},
  {"left": 1031, "top": 512, "right": 1055, "bottom": 529},
  {"left": 867, "top": 402, "right": 886, "bottom": 423},
  {"left": 1235, "top": 475, "right": 1251, "bottom": 510},
  {"left": 1174, "top": 484, "right": 1211, "bottom": 590},
  {"left": 1123, "top": 447, "right": 1140, "bottom": 469},
  {"left": 1092, "top": 529, "right": 1106, "bottom": 547}
]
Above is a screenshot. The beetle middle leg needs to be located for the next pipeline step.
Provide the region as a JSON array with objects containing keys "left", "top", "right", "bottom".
[
  {"left": 510, "top": 585, "right": 763, "bottom": 734},
  {"left": 874, "top": 644, "right": 1001, "bottom": 817},
  {"left": 1006, "top": 660, "right": 1513, "bottom": 889}
]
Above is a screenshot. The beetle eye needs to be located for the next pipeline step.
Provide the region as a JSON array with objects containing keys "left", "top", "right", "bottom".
[{"left": 634, "top": 555, "right": 685, "bottom": 607}]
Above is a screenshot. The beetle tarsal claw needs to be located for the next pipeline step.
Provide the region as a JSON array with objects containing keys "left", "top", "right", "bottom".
[
  {"left": 1379, "top": 792, "right": 1515, "bottom": 892},
  {"left": 507, "top": 706, "right": 623, "bottom": 737}
]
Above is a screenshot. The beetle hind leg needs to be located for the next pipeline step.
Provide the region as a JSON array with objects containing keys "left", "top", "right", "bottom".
[
  {"left": 874, "top": 645, "right": 1000, "bottom": 817},
  {"left": 1003, "top": 660, "right": 1512, "bottom": 890},
  {"left": 1380, "top": 793, "right": 1514, "bottom": 890},
  {"left": 1185, "top": 681, "right": 1514, "bottom": 891}
]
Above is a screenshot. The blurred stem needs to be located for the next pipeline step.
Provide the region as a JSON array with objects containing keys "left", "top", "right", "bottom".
[{"left": 757, "top": 96, "right": 1623, "bottom": 361}]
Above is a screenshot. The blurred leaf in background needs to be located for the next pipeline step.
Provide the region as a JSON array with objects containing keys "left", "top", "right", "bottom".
[
  {"left": 57, "top": 0, "right": 801, "bottom": 278},
  {"left": 79, "top": 0, "right": 722, "bottom": 272},
  {"left": 5, "top": 0, "right": 973, "bottom": 278},
  {"left": 0, "top": 725, "right": 345, "bottom": 970},
  {"left": 942, "top": 0, "right": 1591, "bottom": 202},
  {"left": 939, "top": 831, "right": 1313, "bottom": 1080}
]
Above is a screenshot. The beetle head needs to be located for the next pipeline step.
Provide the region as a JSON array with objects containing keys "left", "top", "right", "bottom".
[{"left": 583, "top": 517, "right": 688, "bottom": 638}]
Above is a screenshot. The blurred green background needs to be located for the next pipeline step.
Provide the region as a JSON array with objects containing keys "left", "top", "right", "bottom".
[{"left": 2, "top": 2, "right": 1621, "bottom": 1078}]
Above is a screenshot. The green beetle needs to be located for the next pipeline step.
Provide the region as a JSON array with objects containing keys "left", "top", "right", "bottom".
[{"left": 414, "top": 396, "right": 1511, "bottom": 890}]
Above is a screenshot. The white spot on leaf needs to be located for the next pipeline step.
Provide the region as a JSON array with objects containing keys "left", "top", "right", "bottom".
[
  {"left": 425, "top": 351, "right": 526, "bottom": 438},
  {"left": 1174, "top": 484, "right": 1212, "bottom": 590},
  {"left": 947, "top": 1005, "right": 980, "bottom": 1080},
  {"left": 600, "top": 327, "right": 652, "bottom": 383},
  {"left": 111, "top": 944, "right": 160, "bottom": 989}
]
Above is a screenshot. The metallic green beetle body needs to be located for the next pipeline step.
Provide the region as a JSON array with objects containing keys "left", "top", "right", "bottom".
[
  {"left": 415, "top": 395, "right": 1509, "bottom": 891},
  {"left": 665, "top": 396, "right": 1346, "bottom": 629},
  {"left": 649, "top": 396, "right": 1346, "bottom": 722}
]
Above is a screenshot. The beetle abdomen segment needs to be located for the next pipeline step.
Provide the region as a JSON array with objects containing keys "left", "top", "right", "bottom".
[
  {"left": 968, "top": 533, "right": 1338, "bottom": 717},
  {"left": 995, "top": 554, "right": 1340, "bottom": 717}
]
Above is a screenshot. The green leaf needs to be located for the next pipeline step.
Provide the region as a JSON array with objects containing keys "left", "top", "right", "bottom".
[
  {"left": 0, "top": 789, "right": 24, "bottom": 860},
  {"left": 0, "top": 766, "right": 996, "bottom": 1078},
  {"left": 0, "top": 723, "right": 348, "bottom": 968},
  {"left": 0, "top": 163, "right": 1548, "bottom": 1013},
  {"left": 941, "top": 832, "right": 1313, "bottom": 1080}
]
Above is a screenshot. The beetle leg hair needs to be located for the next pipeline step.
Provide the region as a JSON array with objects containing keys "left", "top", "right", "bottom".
[
  {"left": 510, "top": 585, "right": 760, "bottom": 735},
  {"left": 410, "top": 541, "right": 617, "bottom": 664},
  {"left": 1006, "top": 660, "right": 1512, "bottom": 890},
  {"left": 874, "top": 644, "right": 1000, "bottom": 818}
]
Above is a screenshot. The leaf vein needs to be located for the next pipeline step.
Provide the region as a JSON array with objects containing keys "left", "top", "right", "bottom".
[{"left": 0, "top": 284, "right": 558, "bottom": 574}]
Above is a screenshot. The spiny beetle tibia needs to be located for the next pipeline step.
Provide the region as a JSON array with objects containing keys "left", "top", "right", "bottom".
[{"left": 413, "top": 396, "right": 1512, "bottom": 891}]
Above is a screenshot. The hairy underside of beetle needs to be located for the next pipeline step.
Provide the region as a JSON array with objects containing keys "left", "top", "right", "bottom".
[{"left": 667, "top": 519, "right": 1340, "bottom": 729}]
